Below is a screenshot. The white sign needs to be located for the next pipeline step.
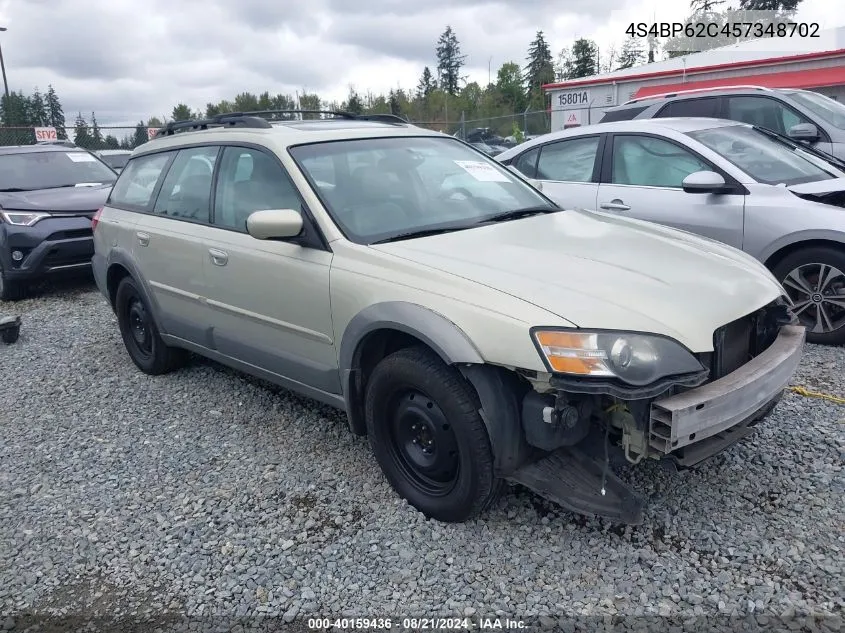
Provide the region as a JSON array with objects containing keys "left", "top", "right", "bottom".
[
  {"left": 66, "top": 152, "right": 97, "bottom": 162},
  {"left": 147, "top": 127, "right": 160, "bottom": 140},
  {"left": 563, "top": 111, "right": 582, "bottom": 128},
  {"left": 556, "top": 89, "right": 591, "bottom": 109},
  {"left": 34, "top": 126, "right": 58, "bottom": 142},
  {"left": 453, "top": 160, "right": 510, "bottom": 182}
]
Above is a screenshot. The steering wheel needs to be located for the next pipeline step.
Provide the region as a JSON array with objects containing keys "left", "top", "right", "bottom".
[{"left": 437, "top": 187, "right": 474, "bottom": 201}]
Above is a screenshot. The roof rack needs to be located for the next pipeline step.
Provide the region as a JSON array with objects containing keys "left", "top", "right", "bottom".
[
  {"left": 154, "top": 110, "right": 411, "bottom": 138},
  {"left": 623, "top": 84, "right": 774, "bottom": 105}
]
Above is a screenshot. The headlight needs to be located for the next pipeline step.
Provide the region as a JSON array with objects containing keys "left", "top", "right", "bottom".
[
  {"left": 1, "top": 211, "right": 51, "bottom": 226},
  {"left": 532, "top": 328, "right": 705, "bottom": 386}
]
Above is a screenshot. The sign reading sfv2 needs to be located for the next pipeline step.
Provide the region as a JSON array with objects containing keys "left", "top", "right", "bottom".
[
  {"left": 34, "top": 126, "right": 58, "bottom": 142},
  {"left": 557, "top": 90, "right": 590, "bottom": 108}
]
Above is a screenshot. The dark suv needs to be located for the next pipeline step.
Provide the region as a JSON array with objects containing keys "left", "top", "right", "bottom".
[
  {"left": 599, "top": 86, "right": 845, "bottom": 160},
  {"left": 0, "top": 145, "right": 117, "bottom": 300}
]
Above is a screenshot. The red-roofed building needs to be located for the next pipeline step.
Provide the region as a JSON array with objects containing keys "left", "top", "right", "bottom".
[{"left": 542, "top": 26, "right": 845, "bottom": 131}]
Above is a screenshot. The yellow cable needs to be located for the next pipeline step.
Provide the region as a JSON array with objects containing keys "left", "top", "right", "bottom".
[{"left": 788, "top": 386, "right": 845, "bottom": 406}]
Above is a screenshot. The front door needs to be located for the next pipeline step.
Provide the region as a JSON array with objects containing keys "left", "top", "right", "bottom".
[
  {"left": 199, "top": 145, "right": 339, "bottom": 395},
  {"left": 596, "top": 133, "right": 746, "bottom": 249}
]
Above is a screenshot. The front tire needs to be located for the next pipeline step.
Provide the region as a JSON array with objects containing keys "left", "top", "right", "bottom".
[
  {"left": 115, "top": 277, "right": 187, "bottom": 374},
  {"left": 0, "top": 269, "right": 25, "bottom": 302},
  {"left": 772, "top": 246, "right": 845, "bottom": 345},
  {"left": 364, "top": 346, "right": 500, "bottom": 522}
]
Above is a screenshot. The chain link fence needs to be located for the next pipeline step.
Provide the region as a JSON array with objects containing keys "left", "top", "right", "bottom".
[{"left": 0, "top": 112, "right": 550, "bottom": 150}]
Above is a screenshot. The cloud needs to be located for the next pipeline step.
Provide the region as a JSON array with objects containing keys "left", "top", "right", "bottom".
[{"left": 0, "top": 0, "right": 834, "bottom": 127}]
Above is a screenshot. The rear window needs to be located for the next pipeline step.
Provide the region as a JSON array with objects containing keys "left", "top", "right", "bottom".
[
  {"left": 599, "top": 106, "right": 649, "bottom": 122},
  {"left": 100, "top": 153, "right": 130, "bottom": 170},
  {"left": 108, "top": 152, "right": 175, "bottom": 209},
  {"left": 0, "top": 150, "right": 117, "bottom": 192}
]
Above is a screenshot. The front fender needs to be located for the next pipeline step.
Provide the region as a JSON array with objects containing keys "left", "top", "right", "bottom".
[{"left": 758, "top": 229, "right": 845, "bottom": 265}]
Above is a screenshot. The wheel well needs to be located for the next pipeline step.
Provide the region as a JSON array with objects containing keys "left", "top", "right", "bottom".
[
  {"left": 346, "top": 328, "right": 435, "bottom": 436},
  {"left": 106, "top": 264, "right": 131, "bottom": 309},
  {"left": 764, "top": 239, "right": 845, "bottom": 271}
]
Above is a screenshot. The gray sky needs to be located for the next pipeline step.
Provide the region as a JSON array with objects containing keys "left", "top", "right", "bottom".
[{"left": 0, "top": 0, "right": 836, "bottom": 127}]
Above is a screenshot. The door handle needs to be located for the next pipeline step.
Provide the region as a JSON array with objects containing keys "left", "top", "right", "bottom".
[
  {"left": 599, "top": 200, "right": 631, "bottom": 211},
  {"left": 136, "top": 231, "right": 150, "bottom": 247},
  {"left": 209, "top": 248, "right": 228, "bottom": 266}
]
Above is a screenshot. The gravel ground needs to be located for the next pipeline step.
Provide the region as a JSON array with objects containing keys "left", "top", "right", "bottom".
[{"left": 1, "top": 278, "right": 843, "bottom": 632}]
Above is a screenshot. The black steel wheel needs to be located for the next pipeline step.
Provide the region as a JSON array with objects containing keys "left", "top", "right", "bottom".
[
  {"left": 772, "top": 246, "right": 845, "bottom": 345},
  {"left": 365, "top": 346, "right": 500, "bottom": 522},
  {"left": 115, "top": 276, "right": 187, "bottom": 374}
]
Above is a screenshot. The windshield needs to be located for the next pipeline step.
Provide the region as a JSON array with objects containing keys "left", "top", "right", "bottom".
[
  {"left": 0, "top": 150, "right": 117, "bottom": 191},
  {"left": 753, "top": 126, "right": 845, "bottom": 173},
  {"left": 100, "top": 153, "right": 130, "bottom": 169},
  {"left": 786, "top": 91, "right": 845, "bottom": 130},
  {"left": 687, "top": 125, "right": 837, "bottom": 186},
  {"left": 288, "top": 136, "right": 557, "bottom": 244}
]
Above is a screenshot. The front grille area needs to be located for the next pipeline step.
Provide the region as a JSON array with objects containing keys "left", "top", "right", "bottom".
[
  {"left": 708, "top": 299, "right": 794, "bottom": 381},
  {"left": 46, "top": 228, "right": 93, "bottom": 241}
]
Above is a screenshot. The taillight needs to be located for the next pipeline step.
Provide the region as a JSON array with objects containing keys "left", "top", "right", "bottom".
[{"left": 92, "top": 207, "right": 103, "bottom": 231}]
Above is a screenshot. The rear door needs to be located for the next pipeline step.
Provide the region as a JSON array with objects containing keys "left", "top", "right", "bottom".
[
  {"left": 130, "top": 145, "right": 220, "bottom": 343},
  {"left": 199, "top": 145, "right": 339, "bottom": 395},
  {"left": 596, "top": 133, "right": 746, "bottom": 249},
  {"left": 511, "top": 135, "right": 603, "bottom": 211}
]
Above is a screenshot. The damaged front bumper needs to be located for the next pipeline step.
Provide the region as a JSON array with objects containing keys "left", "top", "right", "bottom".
[{"left": 506, "top": 324, "right": 806, "bottom": 525}]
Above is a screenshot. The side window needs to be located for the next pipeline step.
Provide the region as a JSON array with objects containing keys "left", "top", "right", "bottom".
[
  {"left": 724, "top": 96, "right": 812, "bottom": 134},
  {"left": 512, "top": 147, "right": 539, "bottom": 178},
  {"left": 536, "top": 137, "right": 600, "bottom": 183},
  {"left": 611, "top": 135, "right": 711, "bottom": 188},
  {"left": 656, "top": 97, "right": 720, "bottom": 118},
  {"left": 213, "top": 147, "right": 303, "bottom": 232},
  {"left": 153, "top": 146, "right": 219, "bottom": 222},
  {"left": 108, "top": 152, "right": 174, "bottom": 209}
]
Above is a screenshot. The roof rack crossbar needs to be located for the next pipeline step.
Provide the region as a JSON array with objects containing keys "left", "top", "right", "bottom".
[
  {"left": 623, "top": 84, "right": 774, "bottom": 105},
  {"left": 152, "top": 109, "right": 412, "bottom": 139}
]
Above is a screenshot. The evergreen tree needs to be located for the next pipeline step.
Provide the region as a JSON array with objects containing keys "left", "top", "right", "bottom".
[
  {"left": 298, "top": 93, "right": 322, "bottom": 118},
  {"left": 435, "top": 26, "right": 466, "bottom": 96},
  {"left": 28, "top": 88, "right": 49, "bottom": 126},
  {"left": 416, "top": 66, "right": 436, "bottom": 100},
  {"left": 90, "top": 112, "right": 104, "bottom": 149},
  {"left": 103, "top": 134, "right": 120, "bottom": 149},
  {"left": 0, "top": 92, "right": 30, "bottom": 127},
  {"left": 345, "top": 88, "right": 364, "bottom": 114},
  {"left": 617, "top": 37, "right": 645, "bottom": 70},
  {"left": 73, "top": 113, "right": 91, "bottom": 148},
  {"left": 171, "top": 103, "right": 194, "bottom": 121},
  {"left": 388, "top": 90, "right": 402, "bottom": 117},
  {"left": 524, "top": 31, "right": 555, "bottom": 98},
  {"left": 132, "top": 121, "right": 148, "bottom": 148},
  {"left": 567, "top": 39, "right": 599, "bottom": 79},
  {"left": 496, "top": 62, "right": 527, "bottom": 112},
  {"left": 691, "top": 0, "right": 724, "bottom": 12},
  {"left": 739, "top": 0, "right": 800, "bottom": 9},
  {"left": 45, "top": 85, "right": 67, "bottom": 138}
]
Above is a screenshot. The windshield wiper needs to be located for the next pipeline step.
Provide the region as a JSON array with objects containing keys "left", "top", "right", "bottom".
[
  {"left": 480, "top": 206, "right": 560, "bottom": 224},
  {"left": 371, "top": 226, "right": 471, "bottom": 244}
]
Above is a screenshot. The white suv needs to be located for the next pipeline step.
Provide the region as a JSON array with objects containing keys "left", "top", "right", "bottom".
[{"left": 91, "top": 110, "right": 804, "bottom": 525}]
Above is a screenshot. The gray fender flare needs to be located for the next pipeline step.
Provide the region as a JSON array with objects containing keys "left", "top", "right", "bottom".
[{"left": 339, "top": 301, "right": 485, "bottom": 433}]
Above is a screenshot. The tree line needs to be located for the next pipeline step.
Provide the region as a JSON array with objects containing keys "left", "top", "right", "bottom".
[{"left": 0, "top": 0, "right": 805, "bottom": 147}]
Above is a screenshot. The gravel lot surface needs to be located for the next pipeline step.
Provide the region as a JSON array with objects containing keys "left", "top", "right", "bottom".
[{"left": 1, "top": 279, "right": 843, "bottom": 632}]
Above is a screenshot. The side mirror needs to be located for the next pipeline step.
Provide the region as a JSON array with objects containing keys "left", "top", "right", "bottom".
[
  {"left": 246, "top": 208, "right": 303, "bottom": 240},
  {"left": 788, "top": 123, "right": 820, "bottom": 143},
  {"left": 682, "top": 171, "right": 730, "bottom": 194},
  {"left": 506, "top": 164, "right": 543, "bottom": 191}
]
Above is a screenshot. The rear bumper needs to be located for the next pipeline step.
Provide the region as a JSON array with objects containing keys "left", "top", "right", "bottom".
[
  {"left": 1, "top": 216, "right": 94, "bottom": 281},
  {"left": 649, "top": 324, "right": 805, "bottom": 460}
]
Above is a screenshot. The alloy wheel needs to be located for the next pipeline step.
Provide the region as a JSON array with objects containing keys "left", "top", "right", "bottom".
[{"left": 781, "top": 262, "right": 845, "bottom": 335}]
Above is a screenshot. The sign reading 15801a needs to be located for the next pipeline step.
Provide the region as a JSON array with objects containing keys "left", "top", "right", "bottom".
[{"left": 557, "top": 91, "right": 589, "bottom": 107}]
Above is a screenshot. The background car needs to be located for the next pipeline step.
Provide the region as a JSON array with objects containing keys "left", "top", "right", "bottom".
[
  {"left": 0, "top": 145, "right": 117, "bottom": 300},
  {"left": 497, "top": 117, "right": 845, "bottom": 344},
  {"left": 96, "top": 149, "right": 133, "bottom": 173},
  {"left": 599, "top": 86, "right": 845, "bottom": 160}
]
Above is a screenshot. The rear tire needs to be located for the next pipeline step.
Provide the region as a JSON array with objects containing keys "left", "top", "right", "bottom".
[
  {"left": 771, "top": 246, "right": 845, "bottom": 345},
  {"left": 364, "top": 346, "right": 500, "bottom": 522},
  {"left": 115, "top": 276, "right": 187, "bottom": 375}
]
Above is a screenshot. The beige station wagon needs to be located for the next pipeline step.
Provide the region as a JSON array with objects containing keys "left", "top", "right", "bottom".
[{"left": 92, "top": 111, "right": 805, "bottom": 524}]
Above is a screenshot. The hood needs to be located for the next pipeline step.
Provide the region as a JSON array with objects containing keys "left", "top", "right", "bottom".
[
  {"left": 788, "top": 177, "right": 845, "bottom": 208},
  {"left": 787, "top": 177, "right": 845, "bottom": 196},
  {"left": 371, "top": 210, "right": 785, "bottom": 353},
  {"left": 0, "top": 184, "right": 113, "bottom": 213}
]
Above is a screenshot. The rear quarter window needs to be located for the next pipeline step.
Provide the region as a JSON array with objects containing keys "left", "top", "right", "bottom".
[
  {"left": 109, "top": 152, "right": 175, "bottom": 209},
  {"left": 599, "top": 106, "right": 649, "bottom": 122}
]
